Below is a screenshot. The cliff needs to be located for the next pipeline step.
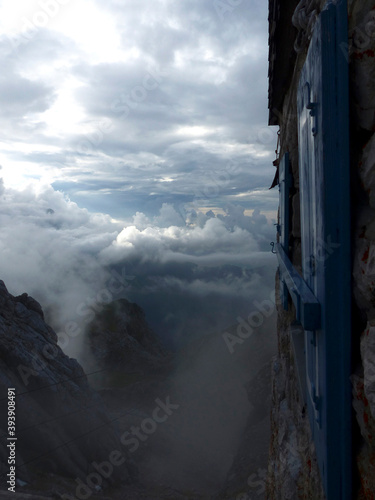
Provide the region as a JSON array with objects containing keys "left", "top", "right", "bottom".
[
  {"left": 0, "top": 277, "right": 277, "bottom": 498},
  {"left": 86, "top": 298, "right": 167, "bottom": 378},
  {"left": 0, "top": 280, "right": 136, "bottom": 497}
]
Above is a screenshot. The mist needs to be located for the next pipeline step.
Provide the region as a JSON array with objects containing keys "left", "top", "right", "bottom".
[
  {"left": 148, "top": 312, "right": 277, "bottom": 494},
  {"left": 0, "top": 181, "right": 277, "bottom": 358},
  {"left": 0, "top": 180, "right": 278, "bottom": 496}
]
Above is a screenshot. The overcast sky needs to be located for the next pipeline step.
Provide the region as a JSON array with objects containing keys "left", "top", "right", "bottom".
[{"left": 0, "top": 0, "right": 278, "bottom": 351}]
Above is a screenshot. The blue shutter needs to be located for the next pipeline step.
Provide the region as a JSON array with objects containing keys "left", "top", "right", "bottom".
[
  {"left": 297, "top": 2, "right": 351, "bottom": 499},
  {"left": 278, "top": 153, "right": 291, "bottom": 309},
  {"left": 279, "top": 152, "right": 291, "bottom": 252}
]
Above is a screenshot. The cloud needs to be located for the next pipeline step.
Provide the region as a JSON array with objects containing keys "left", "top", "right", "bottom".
[
  {"left": 0, "top": 184, "right": 117, "bottom": 342},
  {"left": 99, "top": 200, "right": 275, "bottom": 265},
  {"left": 0, "top": 180, "right": 277, "bottom": 352},
  {"left": 100, "top": 218, "right": 255, "bottom": 262},
  {"left": 0, "top": 75, "right": 54, "bottom": 116},
  {"left": 96, "top": 199, "right": 277, "bottom": 347},
  {"left": 0, "top": 1, "right": 279, "bottom": 352},
  {"left": 0, "top": 0, "right": 277, "bottom": 221}
]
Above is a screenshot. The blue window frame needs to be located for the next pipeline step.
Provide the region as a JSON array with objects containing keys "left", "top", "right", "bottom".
[
  {"left": 276, "top": 2, "right": 352, "bottom": 499},
  {"left": 278, "top": 153, "right": 291, "bottom": 310}
]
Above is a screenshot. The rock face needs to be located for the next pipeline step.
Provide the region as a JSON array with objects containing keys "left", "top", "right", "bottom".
[
  {"left": 87, "top": 299, "right": 166, "bottom": 374},
  {"left": 349, "top": 0, "right": 375, "bottom": 132},
  {"left": 0, "top": 280, "right": 135, "bottom": 493}
]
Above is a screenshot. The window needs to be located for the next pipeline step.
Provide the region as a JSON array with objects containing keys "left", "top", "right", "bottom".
[{"left": 277, "top": 2, "right": 352, "bottom": 498}]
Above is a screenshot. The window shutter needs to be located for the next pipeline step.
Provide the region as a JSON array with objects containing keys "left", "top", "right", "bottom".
[
  {"left": 278, "top": 152, "right": 291, "bottom": 310},
  {"left": 296, "top": 2, "right": 351, "bottom": 499}
]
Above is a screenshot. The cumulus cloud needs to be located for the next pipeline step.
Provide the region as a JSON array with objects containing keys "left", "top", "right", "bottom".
[
  {"left": 0, "top": 184, "right": 117, "bottom": 323},
  {"left": 101, "top": 218, "right": 257, "bottom": 263},
  {"left": 0, "top": 181, "right": 277, "bottom": 352}
]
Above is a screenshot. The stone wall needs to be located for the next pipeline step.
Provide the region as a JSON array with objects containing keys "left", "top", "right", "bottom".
[
  {"left": 267, "top": 0, "right": 375, "bottom": 498},
  {"left": 350, "top": 1, "right": 375, "bottom": 497}
]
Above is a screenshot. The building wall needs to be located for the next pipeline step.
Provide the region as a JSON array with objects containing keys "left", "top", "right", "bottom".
[
  {"left": 267, "top": 1, "right": 375, "bottom": 498},
  {"left": 350, "top": 1, "right": 375, "bottom": 497}
]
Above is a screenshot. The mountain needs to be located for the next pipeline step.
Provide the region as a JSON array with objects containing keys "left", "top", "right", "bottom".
[
  {"left": 0, "top": 281, "right": 136, "bottom": 497},
  {"left": 0, "top": 279, "right": 277, "bottom": 499},
  {"left": 86, "top": 298, "right": 168, "bottom": 378}
]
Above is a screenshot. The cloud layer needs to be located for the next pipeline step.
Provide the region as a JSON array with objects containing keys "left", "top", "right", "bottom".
[
  {"left": 0, "top": 0, "right": 277, "bottom": 219},
  {"left": 0, "top": 1, "right": 278, "bottom": 354},
  {"left": 0, "top": 183, "right": 277, "bottom": 353}
]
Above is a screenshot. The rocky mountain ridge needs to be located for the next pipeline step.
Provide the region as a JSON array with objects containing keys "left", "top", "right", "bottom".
[
  {"left": 0, "top": 279, "right": 277, "bottom": 499},
  {"left": 0, "top": 280, "right": 136, "bottom": 497},
  {"left": 86, "top": 298, "right": 167, "bottom": 378}
]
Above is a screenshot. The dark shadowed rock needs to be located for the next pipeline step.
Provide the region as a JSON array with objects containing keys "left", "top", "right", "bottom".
[
  {"left": 87, "top": 299, "right": 166, "bottom": 375},
  {"left": 0, "top": 281, "right": 136, "bottom": 492}
]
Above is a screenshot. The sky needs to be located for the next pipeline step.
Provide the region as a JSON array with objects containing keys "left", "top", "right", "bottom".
[{"left": 0, "top": 0, "right": 279, "bottom": 353}]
